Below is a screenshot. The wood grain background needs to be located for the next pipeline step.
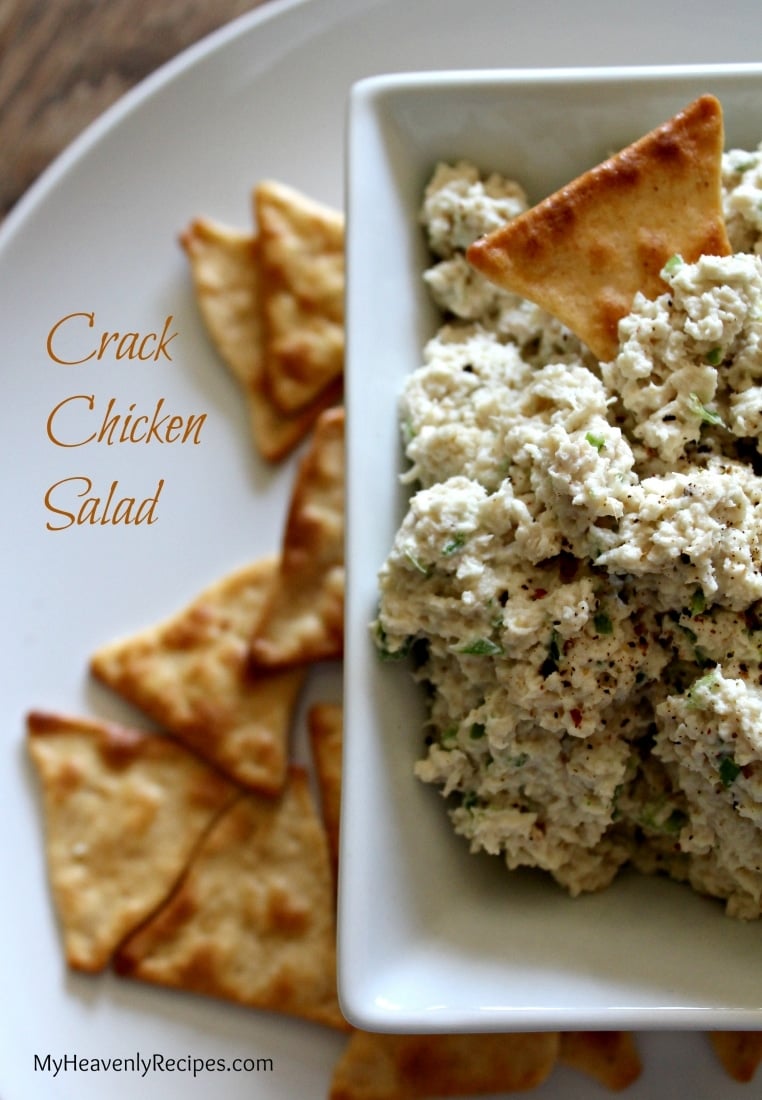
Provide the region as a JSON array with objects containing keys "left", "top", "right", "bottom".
[{"left": 0, "top": 0, "right": 274, "bottom": 217}]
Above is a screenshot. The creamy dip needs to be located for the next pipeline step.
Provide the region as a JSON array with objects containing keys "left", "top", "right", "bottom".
[{"left": 375, "top": 145, "right": 762, "bottom": 918}]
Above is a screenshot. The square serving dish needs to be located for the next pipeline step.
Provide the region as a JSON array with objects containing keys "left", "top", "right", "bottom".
[{"left": 339, "top": 64, "right": 762, "bottom": 1033}]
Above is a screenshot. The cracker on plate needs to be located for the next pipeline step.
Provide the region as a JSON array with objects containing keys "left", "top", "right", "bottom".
[
  {"left": 26, "top": 711, "right": 237, "bottom": 973},
  {"left": 328, "top": 1030, "right": 560, "bottom": 1099},
  {"left": 90, "top": 556, "right": 305, "bottom": 794},
  {"left": 180, "top": 216, "right": 340, "bottom": 463},
  {"left": 255, "top": 179, "right": 345, "bottom": 414},
  {"left": 709, "top": 1031, "right": 762, "bottom": 1083},
  {"left": 249, "top": 407, "right": 345, "bottom": 669},
  {"left": 115, "top": 766, "right": 348, "bottom": 1031},
  {"left": 308, "top": 701, "right": 343, "bottom": 882},
  {"left": 467, "top": 94, "right": 731, "bottom": 362},
  {"left": 559, "top": 1031, "right": 642, "bottom": 1091}
]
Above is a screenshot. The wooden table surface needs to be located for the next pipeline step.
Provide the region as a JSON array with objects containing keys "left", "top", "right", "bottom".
[{"left": 0, "top": 0, "right": 274, "bottom": 218}]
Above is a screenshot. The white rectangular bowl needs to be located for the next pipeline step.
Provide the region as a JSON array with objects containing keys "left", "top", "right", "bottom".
[{"left": 340, "top": 63, "right": 762, "bottom": 1033}]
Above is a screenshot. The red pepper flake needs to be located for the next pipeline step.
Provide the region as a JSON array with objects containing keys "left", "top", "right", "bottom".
[
  {"left": 531, "top": 588, "right": 548, "bottom": 600},
  {"left": 570, "top": 708, "right": 583, "bottom": 728}
]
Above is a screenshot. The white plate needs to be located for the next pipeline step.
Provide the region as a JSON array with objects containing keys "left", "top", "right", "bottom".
[
  {"left": 2, "top": 1, "right": 762, "bottom": 1097},
  {"left": 341, "top": 63, "right": 762, "bottom": 1037}
]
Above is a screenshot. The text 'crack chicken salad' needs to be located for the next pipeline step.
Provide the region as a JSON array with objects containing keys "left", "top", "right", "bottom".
[{"left": 375, "top": 138, "right": 762, "bottom": 920}]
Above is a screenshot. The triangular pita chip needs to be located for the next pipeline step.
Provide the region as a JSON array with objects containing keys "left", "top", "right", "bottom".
[
  {"left": 26, "top": 711, "right": 237, "bottom": 973},
  {"left": 256, "top": 180, "right": 345, "bottom": 414},
  {"left": 115, "top": 766, "right": 348, "bottom": 1031},
  {"left": 180, "top": 216, "right": 340, "bottom": 463},
  {"left": 467, "top": 94, "right": 731, "bottom": 361},
  {"left": 308, "top": 701, "right": 343, "bottom": 883},
  {"left": 90, "top": 557, "right": 304, "bottom": 794},
  {"left": 328, "top": 1030, "right": 560, "bottom": 1099},
  {"left": 709, "top": 1031, "right": 762, "bottom": 1083},
  {"left": 559, "top": 1031, "right": 642, "bottom": 1091},
  {"left": 249, "top": 407, "right": 345, "bottom": 668}
]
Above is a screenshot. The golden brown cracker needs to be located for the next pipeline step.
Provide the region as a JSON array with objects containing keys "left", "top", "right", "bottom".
[
  {"left": 467, "top": 94, "right": 731, "bottom": 361},
  {"left": 26, "top": 711, "right": 237, "bottom": 973},
  {"left": 255, "top": 179, "right": 345, "bottom": 414},
  {"left": 328, "top": 1030, "right": 560, "bottom": 1099},
  {"left": 180, "top": 216, "right": 339, "bottom": 462},
  {"left": 179, "top": 217, "right": 260, "bottom": 392},
  {"left": 559, "top": 1031, "right": 642, "bottom": 1091},
  {"left": 115, "top": 766, "right": 347, "bottom": 1031},
  {"left": 709, "top": 1031, "right": 762, "bottom": 1083},
  {"left": 249, "top": 407, "right": 345, "bottom": 669},
  {"left": 90, "top": 557, "right": 304, "bottom": 794},
  {"left": 308, "top": 702, "right": 343, "bottom": 882}
]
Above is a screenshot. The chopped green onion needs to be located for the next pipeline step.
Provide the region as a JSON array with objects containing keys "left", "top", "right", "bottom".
[
  {"left": 510, "top": 752, "right": 529, "bottom": 768},
  {"left": 689, "top": 392, "right": 726, "bottom": 428},
  {"left": 374, "top": 622, "right": 412, "bottom": 662},
  {"left": 663, "top": 254, "right": 684, "bottom": 276},
  {"left": 686, "top": 670, "right": 718, "bottom": 706},
  {"left": 638, "top": 798, "right": 686, "bottom": 835},
  {"left": 719, "top": 755, "right": 741, "bottom": 788},
  {"left": 704, "top": 347, "right": 724, "bottom": 366},
  {"left": 733, "top": 157, "right": 758, "bottom": 173},
  {"left": 470, "top": 722, "right": 486, "bottom": 740},
  {"left": 457, "top": 637, "right": 504, "bottom": 657},
  {"left": 585, "top": 431, "right": 606, "bottom": 452},
  {"left": 441, "top": 725, "right": 458, "bottom": 746},
  {"left": 689, "top": 588, "right": 706, "bottom": 616},
  {"left": 594, "top": 611, "right": 614, "bottom": 635},
  {"left": 442, "top": 533, "right": 467, "bottom": 556},
  {"left": 694, "top": 647, "right": 712, "bottom": 669},
  {"left": 404, "top": 549, "right": 431, "bottom": 575}
]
